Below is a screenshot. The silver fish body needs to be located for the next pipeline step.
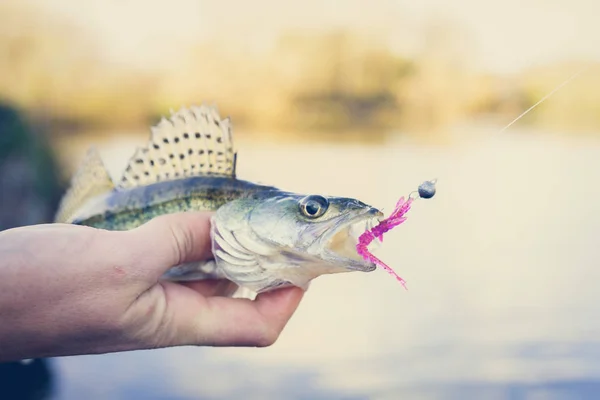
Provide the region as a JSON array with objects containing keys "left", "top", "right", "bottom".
[{"left": 56, "top": 105, "right": 382, "bottom": 296}]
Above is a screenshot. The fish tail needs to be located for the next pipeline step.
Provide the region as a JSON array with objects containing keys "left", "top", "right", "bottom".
[{"left": 54, "top": 147, "right": 115, "bottom": 223}]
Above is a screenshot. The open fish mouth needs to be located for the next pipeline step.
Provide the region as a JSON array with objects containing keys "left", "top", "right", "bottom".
[{"left": 319, "top": 207, "right": 383, "bottom": 272}]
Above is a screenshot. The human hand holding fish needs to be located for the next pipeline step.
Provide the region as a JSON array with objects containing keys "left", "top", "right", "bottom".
[
  {"left": 0, "top": 105, "right": 436, "bottom": 361},
  {"left": 0, "top": 212, "right": 304, "bottom": 362}
]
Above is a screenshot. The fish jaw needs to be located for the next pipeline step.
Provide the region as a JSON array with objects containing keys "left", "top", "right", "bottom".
[{"left": 307, "top": 206, "right": 383, "bottom": 273}]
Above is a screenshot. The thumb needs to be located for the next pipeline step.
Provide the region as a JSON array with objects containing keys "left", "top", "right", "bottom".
[{"left": 127, "top": 212, "right": 214, "bottom": 277}]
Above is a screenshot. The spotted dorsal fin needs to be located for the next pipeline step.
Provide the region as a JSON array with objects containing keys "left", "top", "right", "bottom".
[
  {"left": 55, "top": 147, "right": 115, "bottom": 223},
  {"left": 117, "top": 105, "right": 237, "bottom": 189}
]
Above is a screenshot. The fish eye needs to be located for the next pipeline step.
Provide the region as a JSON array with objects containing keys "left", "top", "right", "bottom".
[{"left": 299, "top": 195, "right": 329, "bottom": 218}]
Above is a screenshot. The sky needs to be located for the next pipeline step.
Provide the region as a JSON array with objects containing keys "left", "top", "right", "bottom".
[{"left": 27, "top": 0, "right": 600, "bottom": 73}]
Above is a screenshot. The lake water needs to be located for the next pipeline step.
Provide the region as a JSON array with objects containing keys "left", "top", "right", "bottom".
[{"left": 4, "top": 125, "right": 600, "bottom": 399}]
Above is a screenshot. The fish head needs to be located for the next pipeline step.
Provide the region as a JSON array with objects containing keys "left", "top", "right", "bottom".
[{"left": 211, "top": 191, "right": 384, "bottom": 293}]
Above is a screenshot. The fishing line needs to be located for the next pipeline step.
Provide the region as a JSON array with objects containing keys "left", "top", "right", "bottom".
[{"left": 498, "top": 67, "right": 588, "bottom": 133}]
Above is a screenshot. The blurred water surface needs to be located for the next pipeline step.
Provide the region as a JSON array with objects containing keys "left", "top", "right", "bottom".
[{"left": 18, "top": 126, "right": 600, "bottom": 399}]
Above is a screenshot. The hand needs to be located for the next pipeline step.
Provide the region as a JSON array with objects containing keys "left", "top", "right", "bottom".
[{"left": 0, "top": 213, "right": 304, "bottom": 362}]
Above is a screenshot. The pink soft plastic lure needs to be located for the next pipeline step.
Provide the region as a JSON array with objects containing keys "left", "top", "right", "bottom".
[{"left": 356, "top": 180, "right": 436, "bottom": 289}]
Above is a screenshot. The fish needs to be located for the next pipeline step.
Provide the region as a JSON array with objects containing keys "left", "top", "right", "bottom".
[{"left": 55, "top": 105, "right": 386, "bottom": 297}]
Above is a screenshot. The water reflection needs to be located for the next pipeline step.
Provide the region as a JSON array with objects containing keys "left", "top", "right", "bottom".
[{"left": 6, "top": 127, "right": 600, "bottom": 399}]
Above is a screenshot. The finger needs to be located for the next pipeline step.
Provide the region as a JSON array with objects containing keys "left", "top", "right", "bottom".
[
  {"left": 126, "top": 212, "right": 214, "bottom": 276},
  {"left": 163, "top": 284, "right": 304, "bottom": 347},
  {"left": 202, "top": 287, "right": 304, "bottom": 347}
]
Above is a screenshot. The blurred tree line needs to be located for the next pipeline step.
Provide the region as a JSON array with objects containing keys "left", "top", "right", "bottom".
[
  {"left": 0, "top": 2, "right": 159, "bottom": 131},
  {"left": 1, "top": 2, "right": 598, "bottom": 137}
]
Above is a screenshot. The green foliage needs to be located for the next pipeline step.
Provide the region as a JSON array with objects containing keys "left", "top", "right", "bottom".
[{"left": 0, "top": 103, "right": 64, "bottom": 227}]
